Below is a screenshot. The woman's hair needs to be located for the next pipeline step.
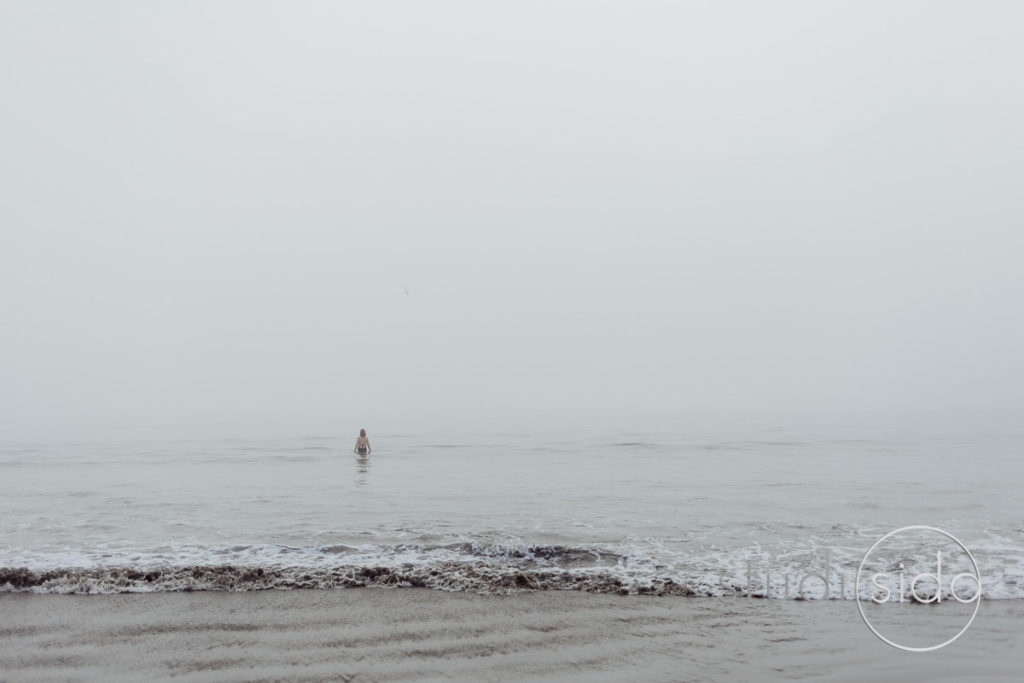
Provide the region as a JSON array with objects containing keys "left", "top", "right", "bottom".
[{"left": 360, "top": 428, "right": 366, "bottom": 437}]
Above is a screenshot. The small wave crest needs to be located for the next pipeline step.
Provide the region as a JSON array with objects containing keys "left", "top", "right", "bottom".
[{"left": 3, "top": 535, "right": 1021, "bottom": 599}]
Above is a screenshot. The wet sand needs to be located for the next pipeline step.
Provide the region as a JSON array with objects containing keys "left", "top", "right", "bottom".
[{"left": 1, "top": 590, "right": 1021, "bottom": 682}]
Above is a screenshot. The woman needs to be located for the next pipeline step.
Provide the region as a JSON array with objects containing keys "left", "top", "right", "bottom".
[{"left": 354, "top": 428, "right": 371, "bottom": 456}]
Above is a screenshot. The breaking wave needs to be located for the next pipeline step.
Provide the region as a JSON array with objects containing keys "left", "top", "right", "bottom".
[{"left": 1, "top": 539, "right": 1020, "bottom": 599}]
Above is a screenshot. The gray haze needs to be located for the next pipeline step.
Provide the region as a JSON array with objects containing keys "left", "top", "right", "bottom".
[{"left": 2, "top": 1, "right": 1022, "bottom": 436}]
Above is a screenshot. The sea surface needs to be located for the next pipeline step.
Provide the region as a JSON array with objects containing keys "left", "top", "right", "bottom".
[{"left": 1, "top": 413, "right": 1021, "bottom": 598}]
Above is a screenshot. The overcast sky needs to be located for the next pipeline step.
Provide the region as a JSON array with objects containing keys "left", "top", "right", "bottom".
[{"left": 2, "top": 1, "right": 1022, "bottom": 436}]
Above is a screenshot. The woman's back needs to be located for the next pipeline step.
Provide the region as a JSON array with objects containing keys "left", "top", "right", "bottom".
[{"left": 354, "top": 429, "right": 371, "bottom": 454}]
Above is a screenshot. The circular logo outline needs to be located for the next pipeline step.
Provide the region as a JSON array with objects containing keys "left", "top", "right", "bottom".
[{"left": 856, "top": 525, "right": 981, "bottom": 653}]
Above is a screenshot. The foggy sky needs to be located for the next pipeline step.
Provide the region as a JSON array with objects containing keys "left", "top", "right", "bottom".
[{"left": 2, "top": 1, "right": 1023, "bottom": 436}]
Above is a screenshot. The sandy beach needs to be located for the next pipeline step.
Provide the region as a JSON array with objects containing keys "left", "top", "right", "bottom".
[{"left": 1, "top": 589, "right": 1021, "bottom": 682}]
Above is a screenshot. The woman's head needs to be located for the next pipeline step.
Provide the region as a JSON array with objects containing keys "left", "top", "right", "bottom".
[{"left": 360, "top": 428, "right": 366, "bottom": 437}]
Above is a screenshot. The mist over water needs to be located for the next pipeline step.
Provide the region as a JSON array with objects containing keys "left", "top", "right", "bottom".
[{"left": 2, "top": 2, "right": 1024, "bottom": 437}]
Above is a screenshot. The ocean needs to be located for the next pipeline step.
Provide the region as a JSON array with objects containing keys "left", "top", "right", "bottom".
[{"left": 2, "top": 412, "right": 1021, "bottom": 600}]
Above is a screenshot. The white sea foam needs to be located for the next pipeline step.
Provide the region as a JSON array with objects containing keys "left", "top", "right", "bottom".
[{"left": 2, "top": 530, "right": 1021, "bottom": 598}]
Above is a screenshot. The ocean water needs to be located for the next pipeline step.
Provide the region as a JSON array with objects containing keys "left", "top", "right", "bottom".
[{"left": 1, "top": 413, "right": 1021, "bottom": 598}]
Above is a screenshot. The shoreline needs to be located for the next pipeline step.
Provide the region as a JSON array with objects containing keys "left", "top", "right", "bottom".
[{"left": 2, "top": 589, "right": 1021, "bottom": 682}]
